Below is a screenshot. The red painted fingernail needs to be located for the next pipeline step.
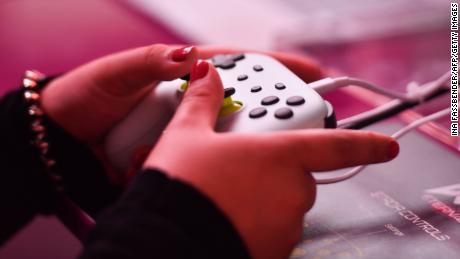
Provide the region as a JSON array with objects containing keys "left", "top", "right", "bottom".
[
  {"left": 190, "top": 60, "right": 209, "bottom": 83},
  {"left": 171, "top": 46, "right": 195, "bottom": 62},
  {"left": 388, "top": 141, "right": 399, "bottom": 159}
]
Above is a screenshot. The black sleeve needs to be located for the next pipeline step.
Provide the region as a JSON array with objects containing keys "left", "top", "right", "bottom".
[
  {"left": 0, "top": 88, "right": 250, "bottom": 258},
  {"left": 79, "top": 169, "right": 251, "bottom": 259},
  {"left": 0, "top": 88, "right": 120, "bottom": 245}
]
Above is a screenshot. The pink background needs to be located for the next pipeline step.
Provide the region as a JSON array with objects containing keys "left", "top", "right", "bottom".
[
  {"left": 0, "top": 1, "right": 456, "bottom": 258},
  {"left": 0, "top": 1, "right": 183, "bottom": 258}
]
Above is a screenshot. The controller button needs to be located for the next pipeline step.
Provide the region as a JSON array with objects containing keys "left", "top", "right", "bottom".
[
  {"left": 224, "top": 87, "right": 236, "bottom": 98},
  {"left": 275, "top": 82, "right": 286, "bottom": 90},
  {"left": 261, "top": 96, "right": 279, "bottom": 105},
  {"left": 286, "top": 96, "right": 305, "bottom": 106},
  {"left": 211, "top": 54, "right": 245, "bottom": 69},
  {"left": 249, "top": 107, "right": 267, "bottom": 118},
  {"left": 253, "top": 65, "right": 263, "bottom": 72},
  {"left": 275, "top": 107, "right": 293, "bottom": 119},
  {"left": 251, "top": 85, "right": 262, "bottom": 92},
  {"left": 238, "top": 74, "right": 248, "bottom": 81},
  {"left": 180, "top": 74, "right": 190, "bottom": 81},
  {"left": 211, "top": 54, "right": 228, "bottom": 65},
  {"left": 212, "top": 54, "right": 235, "bottom": 69},
  {"left": 219, "top": 60, "right": 236, "bottom": 69},
  {"left": 232, "top": 54, "right": 245, "bottom": 61}
]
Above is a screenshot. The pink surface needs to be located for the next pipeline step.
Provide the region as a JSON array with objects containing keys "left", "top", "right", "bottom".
[
  {"left": 0, "top": 0, "right": 184, "bottom": 95},
  {"left": 0, "top": 1, "right": 456, "bottom": 258},
  {"left": 300, "top": 29, "right": 457, "bottom": 150},
  {"left": 0, "top": 1, "right": 183, "bottom": 258}
]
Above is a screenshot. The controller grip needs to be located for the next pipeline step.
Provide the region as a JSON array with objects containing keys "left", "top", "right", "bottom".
[{"left": 105, "top": 84, "right": 179, "bottom": 171}]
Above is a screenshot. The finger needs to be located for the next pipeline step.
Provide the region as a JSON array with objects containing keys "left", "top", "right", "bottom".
[
  {"left": 196, "top": 46, "right": 323, "bottom": 82},
  {"left": 275, "top": 129, "right": 399, "bottom": 172},
  {"left": 74, "top": 44, "right": 199, "bottom": 96},
  {"left": 125, "top": 145, "right": 152, "bottom": 183},
  {"left": 167, "top": 60, "right": 224, "bottom": 131}
]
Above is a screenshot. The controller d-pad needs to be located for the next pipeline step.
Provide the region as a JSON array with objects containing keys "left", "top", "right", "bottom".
[
  {"left": 181, "top": 53, "right": 246, "bottom": 81},
  {"left": 212, "top": 54, "right": 246, "bottom": 69},
  {"left": 232, "top": 54, "right": 245, "bottom": 62},
  {"left": 218, "top": 60, "right": 236, "bottom": 69},
  {"left": 211, "top": 55, "right": 232, "bottom": 68}
]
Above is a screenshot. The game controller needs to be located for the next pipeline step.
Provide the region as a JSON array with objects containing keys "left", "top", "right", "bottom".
[{"left": 105, "top": 53, "right": 336, "bottom": 171}]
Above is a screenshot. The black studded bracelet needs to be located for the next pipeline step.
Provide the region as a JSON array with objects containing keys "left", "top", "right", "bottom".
[{"left": 22, "top": 70, "right": 64, "bottom": 191}]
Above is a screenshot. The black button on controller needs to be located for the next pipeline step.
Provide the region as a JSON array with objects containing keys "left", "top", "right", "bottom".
[
  {"left": 224, "top": 87, "right": 236, "bottom": 98},
  {"left": 238, "top": 74, "right": 248, "bottom": 81},
  {"left": 251, "top": 85, "right": 262, "bottom": 92},
  {"left": 253, "top": 65, "right": 263, "bottom": 72},
  {"left": 249, "top": 107, "right": 267, "bottom": 118},
  {"left": 182, "top": 53, "right": 246, "bottom": 79},
  {"left": 275, "top": 83, "right": 286, "bottom": 90},
  {"left": 218, "top": 60, "right": 236, "bottom": 69},
  {"left": 274, "top": 107, "right": 293, "bottom": 119},
  {"left": 232, "top": 54, "right": 245, "bottom": 62},
  {"left": 261, "top": 96, "right": 279, "bottom": 105},
  {"left": 286, "top": 96, "right": 305, "bottom": 106},
  {"left": 212, "top": 54, "right": 245, "bottom": 70}
]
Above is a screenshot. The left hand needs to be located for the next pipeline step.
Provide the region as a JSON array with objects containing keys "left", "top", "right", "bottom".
[{"left": 40, "top": 44, "right": 323, "bottom": 181}]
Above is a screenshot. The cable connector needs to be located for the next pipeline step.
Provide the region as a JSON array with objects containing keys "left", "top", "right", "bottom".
[{"left": 309, "top": 72, "right": 450, "bottom": 105}]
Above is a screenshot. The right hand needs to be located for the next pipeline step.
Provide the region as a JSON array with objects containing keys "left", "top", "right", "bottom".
[{"left": 143, "top": 60, "right": 399, "bottom": 259}]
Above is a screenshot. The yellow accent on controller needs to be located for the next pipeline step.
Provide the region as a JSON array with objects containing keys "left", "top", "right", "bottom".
[
  {"left": 180, "top": 81, "right": 188, "bottom": 91},
  {"left": 181, "top": 80, "right": 241, "bottom": 116},
  {"left": 219, "top": 97, "right": 242, "bottom": 116}
]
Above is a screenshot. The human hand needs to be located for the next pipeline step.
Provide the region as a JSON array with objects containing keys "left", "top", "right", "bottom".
[
  {"left": 41, "top": 44, "right": 200, "bottom": 145},
  {"left": 40, "top": 44, "right": 322, "bottom": 182},
  {"left": 144, "top": 60, "right": 399, "bottom": 259}
]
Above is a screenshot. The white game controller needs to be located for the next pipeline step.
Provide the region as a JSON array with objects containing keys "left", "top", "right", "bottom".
[{"left": 105, "top": 53, "right": 336, "bottom": 171}]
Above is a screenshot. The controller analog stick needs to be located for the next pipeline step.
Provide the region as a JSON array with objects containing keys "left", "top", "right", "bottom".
[{"left": 220, "top": 87, "right": 242, "bottom": 116}]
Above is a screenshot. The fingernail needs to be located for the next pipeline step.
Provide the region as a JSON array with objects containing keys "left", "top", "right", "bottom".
[
  {"left": 388, "top": 141, "right": 399, "bottom": 159},
  {"left": 190, "top": 60, "right": 209, "bottom": 83},
  {"left": 171, "top": 46, "right": 195, "bottom": 62}
]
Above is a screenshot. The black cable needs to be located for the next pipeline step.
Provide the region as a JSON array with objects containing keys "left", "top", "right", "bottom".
[{"left": 343, "top": 87, "right": 449, "bottom": 130}]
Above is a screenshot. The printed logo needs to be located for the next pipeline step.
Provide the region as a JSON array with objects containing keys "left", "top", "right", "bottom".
[{"left": 425, "top": 183, "right": 460, "bottom": 205}]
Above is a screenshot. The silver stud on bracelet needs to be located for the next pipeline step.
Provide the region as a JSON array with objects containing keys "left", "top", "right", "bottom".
[{"left": 22, "top": 70, "right": 64, "bottom": 191}]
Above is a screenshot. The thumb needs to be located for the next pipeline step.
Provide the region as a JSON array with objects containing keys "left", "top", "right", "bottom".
[
  {"left": 168, "top": 60, "right": 224, "bottom": 131},
  {"left": 40, "top": 45, "right": 198, "bottom": 144},
  {"left": 71, "top": 44, "right": 199, "bottom": 96}
]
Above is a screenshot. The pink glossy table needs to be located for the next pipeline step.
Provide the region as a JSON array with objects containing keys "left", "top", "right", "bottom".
[
  {"left": 0, "top": 1, "right": 183, "bottom": 258},
  {"left": 0, "top": 1, "right": 456, "bottom": 258},
  {"left": 0, "top": 0, "right": 184, "bottom": 95}
]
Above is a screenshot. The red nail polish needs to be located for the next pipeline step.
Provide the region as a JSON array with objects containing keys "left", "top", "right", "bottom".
[
  {"left": 171, "top": 46, "right": 194, "bottom": 62},
  {"left": 388, "top": 141, "right": 399, "bottom": 159},
  {"left": 190, "top": 60, "right": 209, "bottom": 83}
]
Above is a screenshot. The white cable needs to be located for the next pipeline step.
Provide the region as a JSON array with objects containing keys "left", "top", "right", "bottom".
[
  {"left": 335, "top": 72, "right": 450, "bottom": 128},
  {"left": 310, "top": 72, "right": 450, "bottom": 104},
  {"left": 309, "top": 77, "right": 410, "bottom": 101},
  {"left": 315, "top": 108, "right": 451, "bottom": 184},
  {"left": 337, "top": 77, "right": 415, "bottom": 101}
]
